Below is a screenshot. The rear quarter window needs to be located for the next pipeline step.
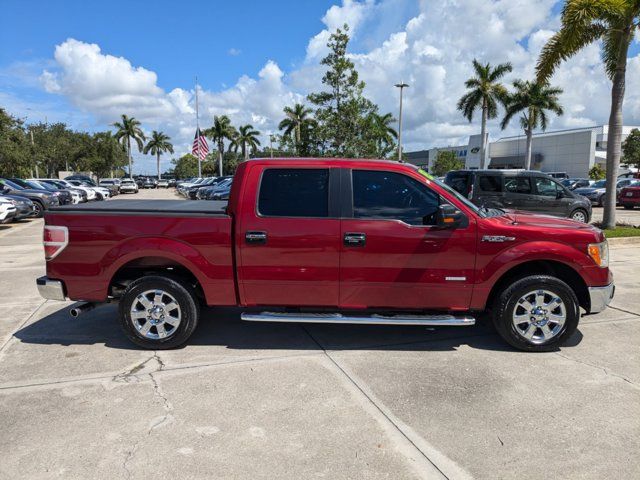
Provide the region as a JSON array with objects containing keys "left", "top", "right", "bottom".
[
  {"left": 444, "top": 172, "right": 470, "bottom": 196},
  {"left": 478, "top": 175, "right": 502, "bottom": 193}
]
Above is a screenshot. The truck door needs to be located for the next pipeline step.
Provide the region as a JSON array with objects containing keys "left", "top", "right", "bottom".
[
  {"left": 236, "top": 166, "right": 341, "bottom": 307},
  {"left": 339, "top": 168, "right": 476, "bottom": 311}
]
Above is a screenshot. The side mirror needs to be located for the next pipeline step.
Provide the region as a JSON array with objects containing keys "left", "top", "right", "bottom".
[{"left": 436, "top": 204, "right": 464, "bottom": 228}]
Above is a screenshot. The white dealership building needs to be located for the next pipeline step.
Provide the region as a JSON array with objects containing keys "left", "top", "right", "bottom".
[{"left": 407, "top": 125, "right": 639, "bottom": 177}]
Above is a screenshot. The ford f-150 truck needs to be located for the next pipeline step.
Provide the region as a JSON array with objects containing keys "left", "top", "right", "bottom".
[{"left": 37, "top": 158, "right": 614, "bottom": 352}]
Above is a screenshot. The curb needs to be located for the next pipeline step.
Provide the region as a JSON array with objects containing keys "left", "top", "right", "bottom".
[{"left": 607, "top": 236, "right": 640, "bottom": 246}]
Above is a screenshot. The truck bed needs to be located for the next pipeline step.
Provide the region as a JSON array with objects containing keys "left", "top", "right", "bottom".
[{"left": 51, "top": 199, "right": 228, "bottom": 215}]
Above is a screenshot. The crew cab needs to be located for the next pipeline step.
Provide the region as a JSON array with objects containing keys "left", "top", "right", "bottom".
[{"left": 36, "top": 159, "right": 614, "bottom": 352}]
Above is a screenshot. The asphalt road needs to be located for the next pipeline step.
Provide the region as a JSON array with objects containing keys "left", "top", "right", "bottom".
[{"left": 0, "top": 190, "right": 638, "bottom": 479}]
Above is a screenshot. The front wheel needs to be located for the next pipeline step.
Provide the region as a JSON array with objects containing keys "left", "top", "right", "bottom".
[
  {"left": 33, "top": 200, "right": 44, "bottom": 218},
  {"left": 570, "top": 209, "right": 588, "bottom": 223},
  {"left": 119, "top": 275, "right": 200, "bottom": 349},
  {"left": 492, "top": 275, "right": 580, "bottom": 352},
  {"left": 623, "top": 204, "right": 634, "bottom": 210}
]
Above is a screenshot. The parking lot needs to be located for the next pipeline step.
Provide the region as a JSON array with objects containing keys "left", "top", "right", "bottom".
[{"left": 0, "top": 190, "right": 639, "bottom": 479}]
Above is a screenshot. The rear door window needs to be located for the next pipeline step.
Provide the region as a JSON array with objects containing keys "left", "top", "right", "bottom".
[
  {"left": 504, "top": 177, "right": 532, "bottom": 194},
  {"left": 444, "top": 172, "right": 470, "bottom": 196},
  {"left": 258, "top": 168, "right": 329, "bottom": 217},
  {"left": 478, "top": 175, "right": 502, "bottom": 193}
]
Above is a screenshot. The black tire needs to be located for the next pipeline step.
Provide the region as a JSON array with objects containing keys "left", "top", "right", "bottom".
[
  {"left": 570, "top": 208, "right": 589, "bottom": 223},
  {"left": 119, "top": 275, "right": 200, "bottom": 349},
  {"left": 623, "top": 204, "right": 634, "bottom": 210},
  {"left": 597, "top": 195, "right": 605, "bottom": 207},
  {"left": 492, "top": 275, "right": 580, "bottom": 352},
  {"left": 33, "top": 200, "right": 44, "bottom": 218}
]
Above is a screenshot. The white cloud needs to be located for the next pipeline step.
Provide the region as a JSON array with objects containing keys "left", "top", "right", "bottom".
[
  {"left": 33, "top": 1, "right": 640, "bottom": 173},
  {"left": 228, "top": 48, "right": 241, "bottom": 56}
]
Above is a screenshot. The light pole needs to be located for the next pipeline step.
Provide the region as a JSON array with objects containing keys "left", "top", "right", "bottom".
[{"left": 395, "top": 82, "right": 409, "bottom": 161}]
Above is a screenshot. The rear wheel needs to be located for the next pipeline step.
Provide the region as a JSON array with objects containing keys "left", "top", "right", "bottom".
[
  {"left": 623, "top": 204, "right": 634, "bottom": 210},
  {"left": 570, "top": 209, "right": 588, "bottom": 223},
  {"left": 119, "top": 275, "right": 200, "bottom": 349},
  {"left": 597, "top": 195, "right": 605, "bottom": 207},
  {"left": 492, "top": 275, "right": 580, "bottom": 352}
]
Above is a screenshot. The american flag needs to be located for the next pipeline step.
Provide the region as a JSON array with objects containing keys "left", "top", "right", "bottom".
[{"left": 192, "top": 128, "right": 209, "bottom": 160}]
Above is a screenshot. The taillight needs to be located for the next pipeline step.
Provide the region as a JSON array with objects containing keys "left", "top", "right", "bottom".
[{"left": 43, "top": 225, "right": 68, "bottom": 260}]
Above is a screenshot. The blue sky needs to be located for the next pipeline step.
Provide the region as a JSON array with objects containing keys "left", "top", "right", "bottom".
[{"left": 1, "top": 1, "right": 639, "bottom": 174}]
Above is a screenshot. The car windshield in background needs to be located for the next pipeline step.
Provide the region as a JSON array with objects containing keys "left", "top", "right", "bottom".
[
  {"left": 1, "top": 179, "right": 24, "bottom": 190},
  {"left": 416, "top": 169, "right": 487, "bottom": 217},
  {"left": 592, "top": 180, "right": 606, "bottom": 188}
]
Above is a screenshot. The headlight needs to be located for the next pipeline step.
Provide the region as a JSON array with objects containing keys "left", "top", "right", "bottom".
[{"left": 588, "top": 240, "right": 609, "bottom": 268}]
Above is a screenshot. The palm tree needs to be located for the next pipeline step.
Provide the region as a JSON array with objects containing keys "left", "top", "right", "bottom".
[
  {"left": 278, "top": 103, "right": 316, "bottom": 155},
  {"left": 457, "top": 60, "right": 513, "bottom": 168},
  {"left": 536, "top": 1, "right": 640, "bottom": 230},
  {"left": 205, "top": 115, "right": 236, "bottom": 176},
  {"left": 143, "top": 130, "right": 174, "bottom": 179},
  {"left": 500, "top": 80, "right": 564, "bottom": 170},
  {"left": 112, "top": 114, "right": 145, "bottom": 178},
  {"left": 231, "top": 124, "right": 261, "bottom": 160},
  {"left": 367, "top": 112, "right": 398, "bottom": 158}
]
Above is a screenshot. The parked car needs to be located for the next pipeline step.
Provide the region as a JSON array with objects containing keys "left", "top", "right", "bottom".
[
  {"left": 39, "top": 179, "right": 88, "bottom": 203},
  {"left": 119, "top": 178, "right": 139, "bottom": 194},
  {"left": 9, "top": 178, "right": 72, "bottom": 205},
  {"left": 141, "top": 177, "right": 156, "bottom": 189},
  {"left": 177, "top": 178, "right": 204, "bottom": 195},
  {"left": 99, "top": 179, "right": 120, "bottom": 196},
  {"left": 573, "top": 178, "right": 636, "bottom": 207},
  {"left": 444, "top": 169, "right": 592, "bottom": 223},
  {"left": 619, "top": 181, "right": 640, "bottom": 209},
  {"left": 38, "top": 158, "right": 613, "bottom": 352},
  {"left": 186, "top": 177, "right": 217, "bottom": 199},
  {"left": 0, "top": 198, "right": 17, "bottom": 224},
  {"left": 29, "top": 179, "right": 82, "bottom": 204},
  {"left": 157, "top": 179, "right": 169, "bottom": 188},
  {"left": 55, "top": 179, "right": 97, "bottom": 201},
  {"left": 209, "top": 178, "right": 233, "bottom": 200},
  {"left": 68, "top": 180, "right": 110, "bottom": 200},
  {"left": 0, "top": 178, "right": 59, "bottom": 217},
  {"left": 168, "top": 179, "right": 177, "bottom": 188},
  {"left": 195, "top": 177, "right": 232, "bottom": 200},
  {"left": 0, "top": 194, "right": 36, "bottom": 220},
  {"left": 561, "top": 178, "right": 592, "bottom": 190}
]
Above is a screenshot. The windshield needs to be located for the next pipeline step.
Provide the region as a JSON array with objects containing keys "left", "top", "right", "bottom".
[
  {"left": 1, "top": 179, "right": 24, "bottom": 190},
  {"left": 592, "top": 180, "right": 606, "bottom": 188},
  {"left": 417, "top": 168, "right": 485, "bottom": 216}
]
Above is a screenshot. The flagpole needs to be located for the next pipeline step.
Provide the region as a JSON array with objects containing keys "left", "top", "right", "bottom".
[{"left": 195, "top": 76, "right": 202, "bottom": 178}]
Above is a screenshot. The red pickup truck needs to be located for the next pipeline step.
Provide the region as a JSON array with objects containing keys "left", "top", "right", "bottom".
[{"left": 37, "top": 158, "right": 614, "bottom": 352}]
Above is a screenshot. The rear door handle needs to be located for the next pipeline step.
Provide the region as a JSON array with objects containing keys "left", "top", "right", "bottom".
[
  {"left": 245, "top": 231, "right": 267, "bottom": 245},
  {"left": 344, "top": 232, "right": 366, "bottom": 247}
]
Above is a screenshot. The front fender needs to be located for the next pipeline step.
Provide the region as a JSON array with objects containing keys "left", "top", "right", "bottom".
[{"left": 470, "top": 240, "right": 594, "bottom": 310}]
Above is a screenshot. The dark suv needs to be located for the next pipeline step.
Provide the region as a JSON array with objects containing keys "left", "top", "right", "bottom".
[{"left": 444, "top": 169, "right": 592, "bottom": 223}]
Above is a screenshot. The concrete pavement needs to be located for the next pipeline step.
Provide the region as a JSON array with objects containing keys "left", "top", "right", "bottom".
[{"left": 0, "top": 192, "right": 638, "bottom": 479}]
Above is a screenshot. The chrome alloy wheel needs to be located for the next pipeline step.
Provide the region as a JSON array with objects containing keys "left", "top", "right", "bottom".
[
  {"left": 571, "top": 210, "right": 587, "bottom": 223},
  {"left": 130, "top": 289, "right": 181, "bottom": 340},
  {"left": 512, "top": 289, "right": 566, "bottom": 345}
]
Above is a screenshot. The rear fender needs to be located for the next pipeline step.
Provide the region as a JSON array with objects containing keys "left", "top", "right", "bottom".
[{"left": 103, "top": 237, "right": 214, "bottom": 302}]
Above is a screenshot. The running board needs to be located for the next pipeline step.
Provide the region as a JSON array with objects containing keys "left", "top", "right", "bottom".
[{"left": 240, "top": 312, "right": 475, "bottom": 327}]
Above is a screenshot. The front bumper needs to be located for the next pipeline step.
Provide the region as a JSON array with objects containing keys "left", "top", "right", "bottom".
[
  {"left": 588, "top": 282, "right": 615, "bottom": 314},
  {"left": 36, "top": 276, "right": 66, "bottom": 301}
]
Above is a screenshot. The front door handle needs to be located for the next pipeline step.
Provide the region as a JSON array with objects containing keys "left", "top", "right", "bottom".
[
  {"left": 344, "top": 232, "right": 366, "bottom": 247},
  {"left": 245, "top": 231, "right": 267, "bottom": 245}
]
